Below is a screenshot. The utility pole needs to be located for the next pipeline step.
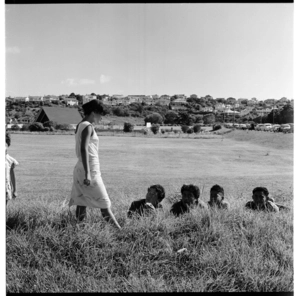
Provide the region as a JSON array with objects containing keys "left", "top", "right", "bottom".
[
  {"left": 273, "top": 101, "right": 275, "bottom": 124},
  {"left": 233, "top": 104, "right": 235, "bottom": 125}
]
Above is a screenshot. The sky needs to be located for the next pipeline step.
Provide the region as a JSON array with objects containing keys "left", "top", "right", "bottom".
[{"left": 5, "top": 4, "right": 293, "bottom": 100}]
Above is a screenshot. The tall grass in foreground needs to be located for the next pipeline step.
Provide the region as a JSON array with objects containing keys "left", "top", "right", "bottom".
[{"left": 6, "top": 194, "right": 293, "bottom": 292}]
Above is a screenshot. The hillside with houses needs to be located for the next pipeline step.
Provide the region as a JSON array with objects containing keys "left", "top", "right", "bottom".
[{"left": 5, "top": 93, "right": 293, "bottom": 127}]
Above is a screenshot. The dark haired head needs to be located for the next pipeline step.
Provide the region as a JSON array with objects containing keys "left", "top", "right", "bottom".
[
  {"left": 82, "top": 99, "right": 104, "bottom": 116},
  {"left": 253, "top": 187, "right": 269, "bottom": 197},
  {"left": 210, "top": 184, "right": 224, "bottom": 195},
  {"left": 149, "top": 184, "right": 165, "bottom": 202},
  {"left": 181, "top": 184, "right": 200, "bottom": 199},
  {"left": 6, "top": 132, "right": 11, "bottom": 147}
]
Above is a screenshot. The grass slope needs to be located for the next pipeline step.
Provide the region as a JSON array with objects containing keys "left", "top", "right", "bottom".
[{"left": 6, "top": 133, "right": 293, "bottom": 292}]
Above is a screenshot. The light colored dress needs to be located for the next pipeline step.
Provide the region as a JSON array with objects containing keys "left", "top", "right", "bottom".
[
  {"left": 69, "top": 121, "right": 111, "bottom": 209},
  {"left": 6, "top": 154, "right": 19, "bottom": 201}
]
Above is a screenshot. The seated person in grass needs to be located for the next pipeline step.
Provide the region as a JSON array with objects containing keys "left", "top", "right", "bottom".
[
  {"left": 245, "top": 187, "right": 281, "bottom": 212},
  {"left": 170, "top": 184, "right": 208, "bottom": 217},
  {"left": 127, "top": 184, "right": 165, "bottom": 218},
  {"left": 208, "top": 184, "right": 229, "bottom": 210}
]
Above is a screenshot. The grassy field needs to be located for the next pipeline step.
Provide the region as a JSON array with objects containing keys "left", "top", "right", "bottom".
[{"left": 6, "top": 132, "right": 293, "bottom": 292}]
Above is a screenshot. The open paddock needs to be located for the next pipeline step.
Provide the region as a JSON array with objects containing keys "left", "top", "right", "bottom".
[{"left": 6, "top": 132, "right": 293, "bottom": 292}]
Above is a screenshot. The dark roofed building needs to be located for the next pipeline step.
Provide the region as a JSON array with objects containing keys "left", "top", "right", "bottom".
[{"left": 35, "top": 106, "right": 82, "bottom": 125}]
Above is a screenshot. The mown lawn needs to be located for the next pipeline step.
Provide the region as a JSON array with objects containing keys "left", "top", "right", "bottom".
[{"left": 6, "top": 132, "right": 293, "bottom": 292}]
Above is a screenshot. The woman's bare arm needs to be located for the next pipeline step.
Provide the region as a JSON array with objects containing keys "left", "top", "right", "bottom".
[{"left": 81, "top": 125, "right": 93, "bottom": 182}]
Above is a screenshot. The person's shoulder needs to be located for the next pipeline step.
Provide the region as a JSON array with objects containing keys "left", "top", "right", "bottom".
[
  {"left": 6, "top": 154, "right": 19, "bottom": 166},
  {"left": 266, "top": 201, "right": 279, "bottom": 212},
  {"left": 128, "top": 199, "right": 146, "bottom": 217},
  {"left": 130, "top": 199, "right": 146, "bottom": 208},
  {"left": 221, "top": 200, "right": 230, "bottom": 209},
  {"left": 170, "top": 200, "right": 184, "bottom": 215},
  {"left": 78, "top": 121, "right": 93, "bottom": 133},
  {"left": 171, "top": 200, "right": 182, "bottom": 209},
  {"left": 245, "top": 200, "right": 255, "bottom": 209}
]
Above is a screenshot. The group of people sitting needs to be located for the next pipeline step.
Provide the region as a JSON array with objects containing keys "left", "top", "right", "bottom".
[{"left": 127, "top": 184, "right": 289, "bottom": 218}]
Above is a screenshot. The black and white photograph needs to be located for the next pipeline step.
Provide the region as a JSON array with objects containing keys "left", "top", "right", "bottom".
[{"left": 3, "top": 2, "right": 295, "bottom": 293}]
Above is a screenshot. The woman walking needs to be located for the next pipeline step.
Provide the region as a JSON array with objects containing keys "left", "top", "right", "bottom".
[{"left": 69, "top": 100, "right": 121, "bottom": 229}]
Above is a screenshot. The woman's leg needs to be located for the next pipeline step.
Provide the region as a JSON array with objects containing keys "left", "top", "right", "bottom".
[
  {"left": 101, "top": 208, "right": 121, "bottom": 229},
  {"left": 76, "top": 206, "right": 87, "bottom": 222},
  {"left": 10, "top": 167, "right": 17, "bottom": 198}
]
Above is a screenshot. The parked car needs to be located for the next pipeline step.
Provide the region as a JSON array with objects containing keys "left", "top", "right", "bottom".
[
  {"left": 263, "top": 123, "right": 273, "bottom": 131},
  {"left": 233, "top": 123, "right": 239, "bottom": 128},
  {"left": 271, "top": 124, "right": 281, "bottom": 132},
  {"left": 239, "top": 123, "right": 247, "bottom": 130},
  {"left": 226, "top": 123, "right": 233, "bottom": 128},
  {"left": 287, "top": 123, "right": 294, "bottom": 133},
  {"left": 279, "top": 124, "right": 291, "bottom": 133},
  {"left": 255, "top": 124, "right": 265, "bottom": 131}
]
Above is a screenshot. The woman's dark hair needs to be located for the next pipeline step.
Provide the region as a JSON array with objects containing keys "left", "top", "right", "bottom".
[
  {"left": 6, "top": 132, "right": 11, "bottom": 147},
  {"left": 149, "top": 184, "right": 165, "bottom": 202},
  {"left": 181, "top": 184, "right": 200, "bottom": 199},
  {"left": 253, "top": 187, "right": 269, "bottom": 197},
  {"left": 82, "top": 99, "right": 104, "bottom": 116},
  {"left": 210, "top": 184, "right": 224, "bottom": 195}
]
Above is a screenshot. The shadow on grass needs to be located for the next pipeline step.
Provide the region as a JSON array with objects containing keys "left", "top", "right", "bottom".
[{"left": 6, "top": 210, "right": 77, "bottom": 232}]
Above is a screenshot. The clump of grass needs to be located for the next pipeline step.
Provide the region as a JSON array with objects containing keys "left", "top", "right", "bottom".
[{"left": 6, "top": 193, "right": 293, "bottom": 292}]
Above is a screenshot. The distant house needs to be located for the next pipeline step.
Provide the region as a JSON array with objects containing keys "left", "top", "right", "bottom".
[
  {"left": 237, "top": 98, "right": 247, "bottom": 104},
  {"left": 240, "top": 107, "right": 254, "bottom": 116},
  {"left": 170, "top": 97, "right": 188, "bottom": 110},
  {"left": 64, "top": 98, "right": 78, "bottom": 106},
  {"left": 34, "top": 106, "right": 82, "bottom": 125},
  {"left": 82, "top": 94, "right": 97, "bottom": 104},
  {"left": 127, "top": 95, "right": 147, "bottom": 104},
  {"left": 247, "top": 100, "right": 256, "bottom": 106},
  {"left": 223, "top": 109, "right": 240, "bottom": 116},
  {"left": 264, "top": 98, "right": 276, "bottom": 105},
  {"left": 157, "top": 95, "right": 170, "bottom": 106},
  {"left": 28, "top": 96, "right": 43, "bottom": 102},
  {"left": 256, "top": 108, "right": 271, "bottom": 116},
  {"left": 202, "top": 106, "right": 214, "bottom": 112},
  {"left": 5, "top": 97, "right": 14, "bottom": 103},
  {"left": 226, "top": 97, "right": 236, "bottom": 105},
  {"left": 215, "top": 103, "right": 225, "bottom": 111},
  {"left": 152, "top": 94, "right": 159, "bottom": 100},
  {"left": 14, "top": 97, "right": 27, "bottom": 102},
  {"left": 43, "top": 95, "right": 59, "bottom": 102}
]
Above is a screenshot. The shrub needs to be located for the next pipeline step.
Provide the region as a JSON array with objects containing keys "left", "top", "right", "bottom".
[
  {"left": 56, "top": 124, "right": 72, "bottom": 131},
  {"left": 161, "top": 129, "right": 165, "bottom": 134},
  {"left": 21, "top": 124, "right": 30, "bottom": 131},
  {"left": 10, "top": 124, "right": 20, "bottom": 131},
  {"left": 142, "top": 128, "right": 149, "bottom": 135},
  {"left": 181, "top": 125, "right": 189, "bottom": 133},
  {"left": 49, "top": 126, "right": 56, "bottom": 132},
  {"left": 43, "top": 127, "right": 50, "bottom": 132},
  {"left": 123, "top": 122, "right": 134, "bottom": 133},
  {"left": 174, "top": 130, "right": 179, "bottom": 134},
  {"left": 151, "top": 124, "right": 160, "bottom": 134},
  {"left": 144, "top": 112, "right": 163, "bottom": 125},
  {"left": 187, "top": 128, "right": 193, "bottom": 134},
  {"left": 193, "top": 124, "right": 202, "bottom": 133},
  {"left": 29, "top": 122, "right": 44, "bottom": 132},
  {"left": 43, "top": 121, "right": 57, "bottom": 128},
  {"left": 212, "top": 124, "right": 222, "bottom": 131}
]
